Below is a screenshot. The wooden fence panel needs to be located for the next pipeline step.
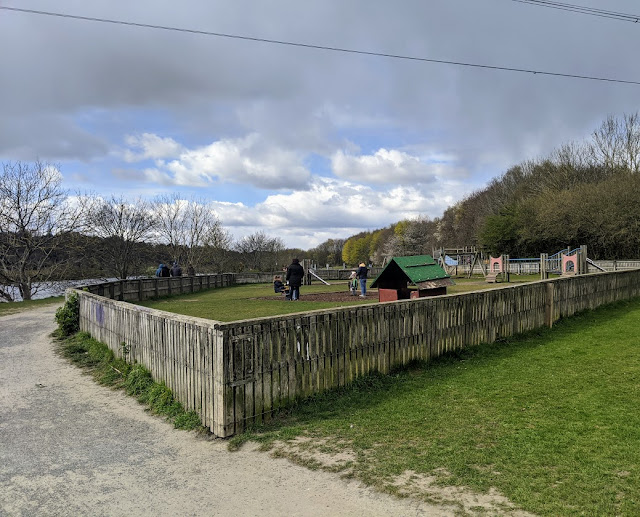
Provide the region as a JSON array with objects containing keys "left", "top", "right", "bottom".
[{"left": 77, "top": 291, "right": 225, "bottom": 434}]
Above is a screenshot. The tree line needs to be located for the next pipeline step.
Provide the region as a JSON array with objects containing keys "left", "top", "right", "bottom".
[
  {"left": 0, "top": 161, "right": 311, "bottom": 301},
  {"left": 338, "top": 113, "right": 640, "bottom": 265}
]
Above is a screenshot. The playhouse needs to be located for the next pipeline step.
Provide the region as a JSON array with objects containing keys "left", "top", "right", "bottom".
[{"left": 370, "top": 255, "right": 454, "bottom": 302}]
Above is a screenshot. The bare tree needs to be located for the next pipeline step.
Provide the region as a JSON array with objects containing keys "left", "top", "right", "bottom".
[
  {"left": 0, "top": 161, "right": 87, "bottom": 301},
  {"left": 235, "top": 231, "right": 284, "bottom": 270},
  {"left": 154, "top": 194, "right": 230, "bottom": 273},
  {"left": 88, "top": 196, "right": 155, "bottom": 279},
  {"left": 622, "top": 112, "right": 640, "bottom": 173},
  {"left": 589, "top": 113, "right": 640, "bottom": 173}
]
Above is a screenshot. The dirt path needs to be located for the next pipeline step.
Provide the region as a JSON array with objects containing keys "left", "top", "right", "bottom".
[{"left": 0, "top": 305, "right": 449, "bottom": 516}]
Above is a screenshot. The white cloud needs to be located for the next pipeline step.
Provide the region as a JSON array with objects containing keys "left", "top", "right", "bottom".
[
  {"left": 121, "top": 133, "right": 311, "bottom": 189},
  {"left": 123, "top": 133, "right": 183, "bottom": 162},
  {"left": 210, "top": 176, "right": 469, "bottom": 248},
  {"left": 331, "top": 148, "right": 440, "bottom": 185}
]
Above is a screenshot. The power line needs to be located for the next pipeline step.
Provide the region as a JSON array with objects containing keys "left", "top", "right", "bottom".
[
  {"left": 511, "top": 0, "right": 640, "bottom": 23},
  {"left": 2, "top": 5, "right": 640, "bottom": 86}
]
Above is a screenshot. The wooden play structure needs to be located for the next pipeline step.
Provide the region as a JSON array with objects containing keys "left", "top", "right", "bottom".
[
  {"left": 434, "top": 247, "right": 487, "bottom": 278},
  {"left": 370, "top": 255, "right": 454, "bottom": 302},
  {"left": 540, "top": 245, "right": 590, "bottom": 279}
]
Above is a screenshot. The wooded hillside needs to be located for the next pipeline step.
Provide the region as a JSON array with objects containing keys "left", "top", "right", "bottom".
[{"left": 339, "top": 113, "right": 640, "bottom": 264}]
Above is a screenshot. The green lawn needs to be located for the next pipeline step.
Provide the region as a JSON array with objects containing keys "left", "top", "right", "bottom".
[
  {"left": 230, "top": 298, "right": 640, "bottom": 516},
  {"left": 138, "top": 282, "right": 374, "bottom": 322},
  {"left": 139, "top": 275, "right": 544, "bottom": 322},
  {"left": 0, "top": 296, "right": 64, "bottom": 316}
]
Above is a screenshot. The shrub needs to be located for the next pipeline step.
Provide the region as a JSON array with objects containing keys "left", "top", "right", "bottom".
[
  {"left": 124, "top": 364, "right": 154, "bottom": 397},
  {"left": 55, "top": 292, "right": 80, "bottom": 336}
]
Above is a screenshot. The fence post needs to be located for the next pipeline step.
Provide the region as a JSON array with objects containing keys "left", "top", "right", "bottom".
[
  {"left": 580, "top": 245, "right": 588, "bottom": 274},
  {"left": 540, "top": 253, "right": 548, "bottom": 280},
  {"left": 138, "top": 279, "right": 144, "bottom": 301},
  {"left": 545, "top": 282, "right": 555, "bottom": 328}
]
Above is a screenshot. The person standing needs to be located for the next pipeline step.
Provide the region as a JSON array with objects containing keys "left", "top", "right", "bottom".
[
  {"left": 170, "top": 262, "right": 182, "bottom": 277},
  {"left": 156, "top": 263, "right": 170, "bottom": 277},
  {"left": 356, "top": 262, "right": 368, "bottom": 297},
  {"left": 286, "top": 258, "right": 304, "bottom": 301}
]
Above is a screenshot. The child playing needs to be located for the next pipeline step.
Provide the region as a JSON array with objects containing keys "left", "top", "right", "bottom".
[
  {"left": 273, "top": 275, "right": 285, "bottom": 293},
  {"left": 349, "top": 270, "right": 358, "bottom": 296},
  {"left": 273, "top": 275, "right": 291, "bottom": 299}
]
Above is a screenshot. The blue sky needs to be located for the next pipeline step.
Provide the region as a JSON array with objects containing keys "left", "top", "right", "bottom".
[{"left": 1, "top": 0, "right": 639, "bottom": 248}]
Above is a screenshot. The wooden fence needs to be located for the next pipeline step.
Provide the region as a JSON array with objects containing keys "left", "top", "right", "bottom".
[
  {"left": 80, "top": 274, "right": 236, "bottom": 302},
  {"left": 77, "top": 270, "right": 382, "bottom": 302},
  {"left": 75, "top": 269, "right": 640, "bottom": 438}
]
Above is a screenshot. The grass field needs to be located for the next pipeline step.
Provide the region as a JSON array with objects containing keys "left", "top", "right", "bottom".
[
  {"left": 138, "top": 282, "right": 373, "bottom": 321},
  {"left": 228, "top": 298, "right": 640, "bottom": 516},
  {"left": 0, "top": 296, "right": 63, "bottom": 316},
  {"left": 139, "top": 274, "right": 543, "bottom": 322}
]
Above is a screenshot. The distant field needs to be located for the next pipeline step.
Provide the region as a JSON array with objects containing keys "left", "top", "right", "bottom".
[
  {"left": 232, "top": 298, "right": 640, "bottom": 516},
  {"left": 139, "top": 282, "right": 373, "bottom": 321},
  {"left": 139, "top": 274, "right": 545, "bottom": 322},
  {"left": 0, "top": 296, "right": 63, "bottom": 317}
]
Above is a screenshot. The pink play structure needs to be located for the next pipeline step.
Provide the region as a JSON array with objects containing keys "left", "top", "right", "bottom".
[
  {"left": 487, "top": 255, "right": 509, "bottom": 283},
  {"left": 561, "top": 253, "right": 578, "bottom": 275},
  {"left": 490, "top": 256, "right": 504, "bottom": 272}
]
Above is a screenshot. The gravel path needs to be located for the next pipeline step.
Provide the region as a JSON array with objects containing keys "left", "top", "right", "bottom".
[{"left": 0, "top": 305, "right": 446, "bottom": 517}]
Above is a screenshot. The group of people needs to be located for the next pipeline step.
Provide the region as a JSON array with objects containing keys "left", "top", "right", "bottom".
[
  {"left": 274, "top": 258, "right": 305, "bottom": 301},
  {"left": 274, "top": 258, "right": 369, "bottom": 301},
  {"left": 155, "top": 262, "right": 195, "bottom": 277},
  {"left": 154, "top": 257, "right": 370, "bottom": 300}
]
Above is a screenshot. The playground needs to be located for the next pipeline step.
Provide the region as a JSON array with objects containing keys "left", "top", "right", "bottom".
[{"left": 143, "top": 274, "right": 544, "bottom": 321}]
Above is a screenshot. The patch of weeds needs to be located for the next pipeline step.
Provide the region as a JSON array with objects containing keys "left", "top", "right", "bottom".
[
  {"left": 174, "top": 411, "right": 202, "bottom": 430},
  {"left": 124, "top": 364, "right": 154, "bottom": 397},
  {"left": 54, "top": 293, "right": 79, "bottom": 336},
  {"left": 57, "top": 331, "right": 207, "bottom": 432}
]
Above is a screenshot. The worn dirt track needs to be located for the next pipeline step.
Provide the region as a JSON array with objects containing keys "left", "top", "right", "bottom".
[{"left": 0, "top": 304, "right": 447, "bottom": 517}]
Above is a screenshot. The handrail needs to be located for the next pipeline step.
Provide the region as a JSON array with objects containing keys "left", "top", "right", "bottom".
[
  {"left": 549, "top": 247, "right": 580, "bottom": 259},
  {"left": 509, "top": 257, "right": 540, "bottom": 262}
]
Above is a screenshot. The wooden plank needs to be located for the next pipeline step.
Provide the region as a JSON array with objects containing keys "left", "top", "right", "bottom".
[
  {"left": 261, "top": 323, "right": 272, "bottom": 424},
  {"left": 243, "top": 330, "right": 254, "bottom": 428},
  {"left": 337, "top": 312, "right": 345, "bottom": 387},
  {"left": 281, "top": 320, "right": 290, "bottom": 406}
]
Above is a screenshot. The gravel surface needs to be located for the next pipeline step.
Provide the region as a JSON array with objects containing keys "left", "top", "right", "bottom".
[{"left": 0, "top": 304, "right": 447, "bottom": 517}]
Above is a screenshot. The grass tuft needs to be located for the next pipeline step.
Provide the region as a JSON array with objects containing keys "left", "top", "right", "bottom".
[{"left": 57, "top": 332, "right": 204, "bottom": 432}]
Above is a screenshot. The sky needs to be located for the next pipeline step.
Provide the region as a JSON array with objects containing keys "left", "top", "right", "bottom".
[{"left": 1, "top": 0, "right": 639, "bottom": 249}]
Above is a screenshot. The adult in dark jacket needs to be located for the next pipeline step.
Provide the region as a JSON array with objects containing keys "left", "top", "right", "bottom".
[
  {"left": 286, "top": 258, "right": 304, "bottom": 301},
  {"left": 356, "top": 262, "right": 368, "bottom": 297},
  {"left": 170, "top": 262, "right": 182, "bottom": 277},
  {"left": 156, "top": 263, "right": 170, "bottom": 277}
]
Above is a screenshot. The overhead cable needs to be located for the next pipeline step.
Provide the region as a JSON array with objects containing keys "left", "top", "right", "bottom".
[
  {"left": 2, "top": 5, "right": 640, "bottom": 86},
  {"left": 511, "top": 0, "right": 640, "bottom": 23}
]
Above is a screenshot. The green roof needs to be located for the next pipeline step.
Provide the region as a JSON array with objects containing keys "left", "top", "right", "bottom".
[{"left": 370, "top": 255, "right": 450, "bottom": 288}]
